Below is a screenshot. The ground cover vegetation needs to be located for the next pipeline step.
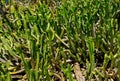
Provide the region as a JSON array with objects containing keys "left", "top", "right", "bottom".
[{"left": 0, "top": 0, "right": 120, "bottom": 81}]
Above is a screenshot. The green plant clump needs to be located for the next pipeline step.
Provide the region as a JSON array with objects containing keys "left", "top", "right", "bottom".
[{"left": 0, "top": 0, "right": 120, "bottom": 81}]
